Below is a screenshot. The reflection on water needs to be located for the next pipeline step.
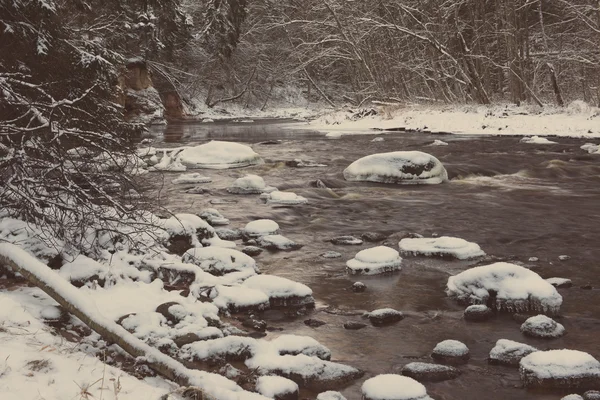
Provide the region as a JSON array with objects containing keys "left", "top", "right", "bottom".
[{"left": 149, "top": 121, "right": 600, "bottom": 400}]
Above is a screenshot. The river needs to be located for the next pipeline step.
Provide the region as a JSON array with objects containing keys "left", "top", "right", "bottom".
[{"left": 148, "top": 119, "right": 600, "bottom": 400}]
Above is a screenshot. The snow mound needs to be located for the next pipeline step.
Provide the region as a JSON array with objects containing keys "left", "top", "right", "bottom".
[
  {"left": 256, "top": 376, "right": 299, "bottom": 398},
  {"left": 228, "top": 174, "right": 276, "bottom": 194},
  {"left": 209, "top": 285, "right": 270, "bottom": 312},
  {"left": 177, "top": 141, "right": 263, "bottom": 169},
  {"left": 520, "top": 315, "right": 565, "bottom": 338},
  {"left": 446, "top": 262, "right": 563, "bottom": 314},
  {"left": 257, "top": 234, "right": 303, "bottom": 251},
  {"left": 199, "top": 208, "right": 230, "bottom": 226},
  {"left": 521, "top": 136, "right": 557, "bottom": 144},
  {"left": 271, "top": 334, "right": 331, "bottom": 360},
  {"left": 399, "top": 236, "right": 485, "bottom": 260},
  {"left": 245, "top": 219, "right": 280, "bottom": 237},
  {"left": 153, "top": 150, "right": 187, "bottom": 172},
  {"left": 343, "top": 151, "right": 448, "bottom": 184},
  {"left": 58, "top": 255, "right": 107, "bottom": 286},
  {"left": 431, "top": 340, "right": 470, "bottom": 365},
  {"left": 520, "top": 350, "right": 600, "bottom": 389},
  {"left": 463, "top": 304, "right": 493, "bottom": 322},
  {"left": 581, "top": 143, "right": 600, "bottom": 154},
  {"left": 546, "top": 277, "right": 572, "bottom": 288},
  {"left": 431, "top": 139, "right": 448, "bottom": 146},
  {"left": 172, "top": 173, "right": 212, "bottom": 184},
  {"left": 182, "top": 247, "right": 258, "bottom": 276},
  {"left": 346, "top": 246, "right": 402, "bottom": 275},
  {"left": 361, "top": 374, "right": 433, "bottom": 400},
  {"left": 242, "top": 275, "right": 314, "bottom": 308},
  {"left": 161, "top": 213, "right": 215, "bottom": 247},
  {"left": 317, "top": 391, "right": 347, "bottom": 400},
  {"left": 265, "top": 190, "right": 308, "bottom": 205},
  {"left": 561, "top": 395, "right": 584, "bottom": 400},
  {"left": 401, "top": 362, "right": 461, "bottom": 382},
  {"left": 488, "top": 339, "right": 538, "bottom": 366}
]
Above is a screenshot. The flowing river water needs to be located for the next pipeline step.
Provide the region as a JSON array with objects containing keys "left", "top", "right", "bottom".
[{"left": 148, "top": 119, "right": 600, "bottom": 400}]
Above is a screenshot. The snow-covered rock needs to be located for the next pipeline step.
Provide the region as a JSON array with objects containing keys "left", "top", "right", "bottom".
[
  {"left": 463, "top": 304, "right": 493, "bottom": 322},
  {"left": 161, "top": 213, "right": 217, "bottom": 252},
  {"left": 182, "top": 247, "right": 258, "bottom": 276},
  {"left": 172, "top": 173, "right": 212, "bottom": 184},
  {"left": 177, "top": 141, "right": 263, "bottom": 169},
  {"left": 245, "top": 219, "right": 280, "bottom": 237},
  {"left": 321, "top": 251, "right": 342, "bottom": 259},
  {"left": 343, "top": 151, "right": 448, "bottom": 185},
  {"left": 399, "top": 236, "right": 485, "bottom": 260},
  {"left": 228, "top": 174, "right": 276, "bottom": 194},
  {"left": 446, "top": 262, "right": 563, "bottom": 314},
  {"left": 208, "top": 285, "right": 271, "bottom": 312},
  {"left": 581, "top": 143, "right": 600, "bottom": 154},
  {"left": 152, "top": 150, "right": 187, "bottom": 172},
  {"left": 520, "top": 350, "right": 600, "bottom": 389},
  {"left": 199, "top": 209, "right": 229, "bottom": 226},
  {"left": 330, "top": 236, "right": 363, "bottom": 245},
  {"left": 488, "top": 339, "right": 538, "bottom": 366},
  {"left": 401, "top": 362, "right": 461, "bottom": 382},
  {"left": 257, "top": 234, "right": 303, "bottom": 251},
  {"left": 546, "top": 277, "right": 573, "bottom": 288},
  {"left": 361, "top": 374, "right": 433, "bottom": 400},
  {"left": 271, "top": 334, "right": 331, "bottom": 360},
  {"left": 256, "top": 376, "right": 299, "bottom": 400},
  {"left": 346, "top": 246, "right": 402, "bottom": 275},
  {"left": 368, "top": 308, "right": 404, "bottom": 326},
  {"left": 431, "top": 139, "right": 448, "bottom": 146},
  {"left": 317, "top": 391, "right": 347, "bottom": 400},
  {"left": 520, "top": 315, "right": 565, "bottom": 338},
  {"left": 431, "top": 340, "right": 470, "bottom": 365},
  {"left": 242, "top": 275, "right": 315, "bottom": 308},
  {"left": 216, "top": 228, "right": 242, "bottom": 241},
  {"left": 521, "top": 136, "right": 558, "bottom": 144},
  {"left": 265, "top": 191, "right": 308, "bottom": 205},
  {"left": 58, "top": 255, "right": 107, "bottom": 287}
]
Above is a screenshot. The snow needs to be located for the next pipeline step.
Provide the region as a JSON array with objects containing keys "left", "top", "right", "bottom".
[
  {"left": 521, "top": 136, "right": 558, "bottom": 144},
  {"left": 343, "top": 151, "right": 448, "bottom": 184},
  {"left": 265, "top": 190, "right": 308, "bottom": 205},
  {"left": 546, "top": 277, "right": 572, "bottom": 287},
  {"left": 0, "top": 217, "right": 64, "bottom": 262},
  {"left": 228, "top": 174, "right": 276, "bottom": 194},
  {"left": 270, "top": 334, "right": 331, "bottom": 359},
  {"left": 581, "top": 143, "right": 600, "bottom": 154},
  {"left": 256, "top": 234, "right": 302, "bottom": 251},
  {"left": 346, "top": 246, "right": 402, "bottom": 275},
  {"left": 431, "top": 139, "right": 448, "bottom": 146},
  {"left": 361, "top": 374, "right": 432, "bottom": 400},
  {"left": 172, "top": 173, "right": 212, "bottom": 184},
  {"left": 520, "top": 350, "right": 600, "bottom": 380},
  {"left": 152, "top": 150, "right": 187, "bottom": 172},
  {"left": 177, "top": 141, "right": 263, "bottom": 169},
  {"left": 520, "top": 315, "right": 565, "bottom": 338},
  {"left": 40, "top": 305, "right": 63, "bottom": 320},
  {"left": 255, "top": 376, "right": 299, "bottom": 397},
  {"left": 561, "top": 395, "right": 584, "bottom": 400},
  {"left": 182, "top": 247, "right": 258, "bottom": 275},
  {"left": 432, "top": 340, "right": 469, "bottom": 357},
  {"left": 242, "top": 275, "right": 313, "bottom": 299},
  {"left": 446, "top": 262, "right": 563, "bottom": 313},
  {"left": 58, "top": 254, "right": 107, "bottom": 283},
  {"left": 317, "top": 391, "right": 347, "bottom": 400},
  {"left": 199, "top": 208, "right": 230, "bottom": 226},
  {"left": 245, "top": 219, "right": 280, "bottom": 236},
  {"left": 399, "top": 236, "right": 485, "bottom": 260},
  {"left": 488, "top": 339, "right": 538, "bottom": 366},
  {"left": 209, "top": 285, "right": 270, "bottom": 311}
]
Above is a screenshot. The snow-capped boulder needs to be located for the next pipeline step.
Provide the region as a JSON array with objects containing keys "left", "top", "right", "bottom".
[
  {"left": 182, "top": 247, "right": 258, "bottom": 276},
  {"left": 562, "top": 395, "right": 584, "bottom": 400},
  {"left": 584, "top": 391, "right": 600, "bottom": 400},
  {"left": 446, "top": 262, "right": 563, "bottom": 314},
  {"left": 431, "top": 140, "right": 448, "bottom": 146},
  {"left": 160, "top": 213, "right": 217, "bottom": 254},
  {"left": 520, "top": 136, "right": 557, "bottom": 144},
  {"left": 228, "top": 174, "right": 276, "bottom": 194},
  {"left": 245, "top": 219, "right": 280, "bottom": 237},
  {"left": 488, "top": 339, "right": 538, "bottom": 366},
  {"left": 271, "top": 334, "right": 331, "bottom": 360},
  {"left": 463, "top": 304, "right": 493, "bottom": 322},
  {"left": 346, "top": 246, "right": 402, "bottom": 275},
  {"left": 256, "top": 376, "right": 299, "bottom": 400},
  {"left": 199, "top": 209, "right": 229, "bottom": 226},
  {"left": 265, "top": 191, "right": 308, "bottom": 205},
  {"left": 431, "top": 340, "right": 470, "bottom": 365},
  {"left": 59, "top": 255, "right": 107, "bottom": 287},
  {"left": 361, "top": 374, "right": 434, "bottom": 400},
  {"left": 520, "top": 315, "right": 565, "bottom": 339},
  {"left": 401, "top": 362, "right": 461, "bottom": 382},
  {"left": 257, "top": 234, "right": 303, "bottom": 251},
  {"left": 215, "top": 228, "right": 242, "bottom": 241},
  {"left": 171, "top": 173, "right": 212, "bottom": 184},
  {"left": 368, "top": 308, "right": 404, "bottom": 326},
  {"left": 242, "top": 246, "right": 263, "bottom": 256},
  {"left": 520, "top": 350, "right": 600, "bottom": 389},
  {"left": 351, "top": 282, "right": 367, "bottom": 292},
  {"left": 208, "top": 285, "right": 271, "bottom": 312},
  {"left": 242, "top": 275, "right": 315, "bottom": 308},
  {"left": 316, "top": 391, "right": 347, "bottom": 400},
  {"left": 581, "top": 143, "right": 600, "bottom": 154},
  {"left": 546, "top": 277, "right": 573, "bottom": 288},
  {"left": 399, "top": 236, "right": 485, "bottom": 260},
  {"left": 177, "top": 141, "right": 263, "bottom": 169},
  {"left": 343, "top": 151, "right": 448, "bottom": 185}
]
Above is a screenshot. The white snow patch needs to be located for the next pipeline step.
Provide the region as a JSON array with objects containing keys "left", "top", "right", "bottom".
[
  {"left": 182, "top": 247, "right": 258, "bottom": 275},
  {"left": 265, "top": 190, "right": 308, "bottom": 205},
  {"left": 255, "top": 376, "right": 298, "bottom": 398},
  {"left": 245, "top": 220, "right": 280, "bottom": 237},
  {"left": 521, "top": 136, "right": 557, "bottom": 144},
  {"left": 177, "top": 141, "right": 263, "bottom": 169},
  {"left": 432, "top": 340, "right": 469, "bottom": 357},
  {"left": 228, "top": 174, "right": 276, "bottom": 194},
  {"left": 242, "top": 275, "right": 313, "bottom": 299},
  {"left": 399, "top": 236, "right": 485, "bottom": 260},
  {"left": 346, "top": 246, "right": 402, "bottom": 275},
  {"left": 520, "top": 350, "right": 600, "bottom": 380},
  {"left": 361, "top": 374, "right": 432, "bottom": 400},
  {"left": 172, "top": 173, "right": 212, "bottom": 184}
]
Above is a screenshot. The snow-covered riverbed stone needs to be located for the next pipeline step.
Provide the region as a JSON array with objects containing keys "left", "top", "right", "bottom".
[
  {"left": 546, "top": 277, "right": 573, "bottom": 288},
  {"left": 199, "top": 209, "right": 229, "bottom": 226},
  {"left": 215, "top": 228, "right": 242, "bottom": 241},
  {"left": 161, "top": 213, "right": 219, "bottom": 254},
  {"left": 520, "top": 350, "right": 600, "bottom": 389},
  {"left": 330, "top": 236, "right": 363, "bottom": 245},
  {"left": 361, "top": 374, "right": 434, "bottom": 400},
  {"left": 488, "top": 339, "right": 538, "bottom": 366},
  {"left": 446, "top": 262, "right": 563, "bottom": 314},
  {"left": 431, "top": 340, "right": 470, "bottom": 365},
  {"left": 265, "top": 191, "right": 308, "bottom": 205},
  {"left": 343, "top": 151, "right": 448, "bottom": 185},
  {"left": 562, "top": 395, "right": 584, "bottom": 400},
  {"left": 346, "top": 246, "right": 402, "bottom": 275},
  {"left": 321, "top": 251, "right": 342, "bottom": 259},
  {"left": 399, "top": 236, "right": 485, "bottom": 260},
  {"left": 401, "top": 362, "right": 461, "bottom": 382},
  {"left": 520, "top": 136, "right": 558, "bottom": 144},
  {"left": 171, "top": 173, "right": 212, "bottom": 184},
  {"left": 257, "top": 235, "right": 303, "bottom": 251},
  {"left": 520, "top": 315, "right": 565, "bottom": 339},
  {"left": 316, "top": 391, "right": 347, "bottom": 400},
  {"left": 256, "top": 376, "right": 299, "bottom": 400},
  {"left": 245, "top": 219, "right": 280, "bottom": 237},
  {"left": 228, "top": 174, "right": 276, "bottom": 194},
  {"left": 368, "top": 308, "right": 404, "bottom": 326},
  {"left": 177, "top": 141, "right": 263, "bottom": 169},
  {"left": 182, "top": 247, "right": 258, "bottom": 276},
  {"left": 463, "top": 304, "right": 493, "bottom": 322},
  {"left": 242, "top": 275, "right": 315, "bottom": 308}
]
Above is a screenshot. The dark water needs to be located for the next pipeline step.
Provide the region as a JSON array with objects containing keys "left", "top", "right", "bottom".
[{"left": 148, "top": 120, "right": 600, "bottom": 400}]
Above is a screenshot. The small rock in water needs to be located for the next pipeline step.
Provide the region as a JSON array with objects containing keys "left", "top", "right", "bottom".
[
  {"left": 528, "top": 256, "right": 539, "bottom": 262},
  {"left": 241, "top": 317, "right": 267, "bottom": 332},
  {"left": 215, "top": 228, "right": 242, "bottom": 241},
  {"left": 242, "top": 246, "right": 263, "bottom": 256},
  {"left": 431, "top": 340, "right": 470, "bottom": 365},
  {"left": 199, "top": 208, "right": 229, "bottom": 226},
  {"left": 488, "top": 339, "right": 538, "bottom": 366},
  {"left": 520, "top": 315, "right": 565, "bottom": 339},
  {"left": 320, "top": 251, "right": 342, "bottom": 259},
  {"left": 316, "top": 391, "right": 347, "bottom": 400},
  {"left": 371, "top": 137, "right": 384, "bottom": 142},
  {"left": 265, "top": 190, "right": 308, "bottom": 205},
  {"left": 228, "top": 174, "right": 277, "bottom": 194},
  {"left": 463, "top": 304, "right": 493, "bottom": 322},
  {"left": 520, "top": 349, "right": 600, "bottom": 390},
  {"left": 430, "top": 139, "right": 448, "bottom": 146},
  {"left": 351, "top": 282, "right": 367, "bottom": 293},
  {"left": 184, "top": 186, "right": 206, "bottom": 194},
  {"left": 285, "top": 159, "right": 327, "bottom": 167},
  {"left": 399, "top": 236, "right": 485, "bottom": 260},
  {"left": 361, "top": 232, "right": 388, "bottom": 242},
  {"left": 172, "top": 172, "right": 212, "bottom": 185},
  {"left": 368, "top": 308, "right": 404, "bottom": 326},
  {"left": 344, "top": 321, "right": 367, "bottom": 330},
  {"left": 361, "top": 374, "right": 433, "bottom": 400},
  {"left": 584, "top": 391, "right": 600, "bottom": 400},
  {"left": 401, "top": 362, "right": 461, "bottom": 382},
  {"left": 257, "top": 234, "right": 303, "bottom": 251},
  {"left": 257, "top": 140, "right": 282, "bottom": 145},
  {"left": 304, "top": 319, "right": 327, "bottom": 328},
  {"left": 581, "top": 284, "right": 593, "bottom": 290},
  {"left": 330, "top": 236, "right": 363, "bottom": 245},
  {"left": 245, "top": 219, "right": 280, "bottom": 237},
  {"left": 546, "top": 277, "right": 573, "bottom": 288},
  {"left": 559, "top": 255, "right": 571, "bottom": 261},
  {"left": 210, "top": 198, "right": 238, "bottom": 205},
  {"left": 346, "top": 246, "right": 402, "bottom": 275},
  {"left": 311, "top": 179, "right": 330, "bottom": 189}
]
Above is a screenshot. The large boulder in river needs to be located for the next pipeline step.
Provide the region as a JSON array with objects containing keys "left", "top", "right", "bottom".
[
  {"left": 346, "top": 246, "right": 402, "bottom": 275},
  {"left": 520, "top": 350, "right": 600, "bottom": 389},
  {"left": 488, "top": 339, "right": 538, "bottom": 366},
  {"left": 255, "top": 376, "right": 299, "bottom": 400},
  {"left": 242, "top": 275, "right": 315, "bottom": 308},
  {"left": 343, "top": 151, "right": 448, "bottom": 184},
  {"left": 401, "top": 362, "right": 461, "bottom": 382},
  {"left": 399, "top": 236, "right": 485, "bottom": 260},
  {"left": 361, "top": 374, "right": 434, "bottom": 400},
  {"left": 182, "top": 247, "right": 258, "bottom": 276},
  {"left": 177, "top": 141, "right": 263, "bottom": 169},
  {"left": 520, "top": 315, "right": 565, "bottom": 339},
  {"left": 431, "top": 340, "right": 470, "bottom": 365}
]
